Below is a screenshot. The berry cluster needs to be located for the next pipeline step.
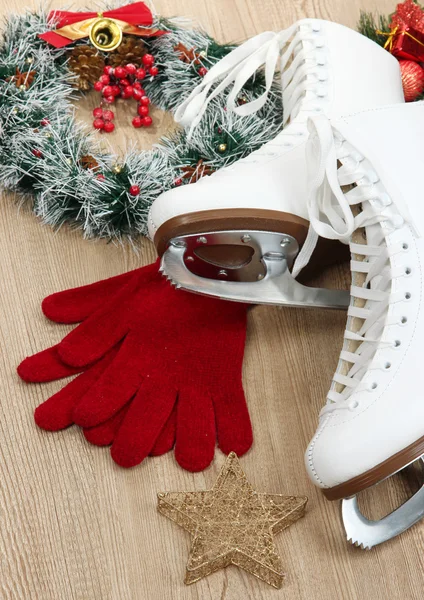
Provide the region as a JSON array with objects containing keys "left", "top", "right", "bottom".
[
  {"left": 92, "top": 56, "right": 157, "bottom": 133},
  {"left": 92, "top": 107, "right": 115, "bottom": 133}
]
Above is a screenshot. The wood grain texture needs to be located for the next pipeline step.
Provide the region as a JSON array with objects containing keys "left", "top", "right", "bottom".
[{"left": 1, "top": 0, "right": 424, "bottom": 598}]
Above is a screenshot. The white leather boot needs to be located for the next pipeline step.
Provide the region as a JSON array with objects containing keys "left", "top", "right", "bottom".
[
  {"left": 304, "top": 102, "right": 424, "bottom": 548},
  {"left": 149, "top": 19, "right": 404, "bottom": 308}
]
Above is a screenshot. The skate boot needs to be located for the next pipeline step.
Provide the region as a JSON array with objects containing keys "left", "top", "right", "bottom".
[
  {"left": 149, "top": 19, "right": 404, "bottom": 308},
  {"left": 304, "top": 102, "right": 424, "bottom": 548}
]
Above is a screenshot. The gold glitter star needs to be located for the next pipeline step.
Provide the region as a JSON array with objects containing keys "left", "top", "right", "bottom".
[{"left": 157, "top": 452, "right": 307, "bottom": 589}]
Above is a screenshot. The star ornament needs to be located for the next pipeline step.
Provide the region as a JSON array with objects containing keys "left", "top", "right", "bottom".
[
  {"left": 7, "top": 67, "right": 37, "bottom": 89},
  {"left": 157, "top": 452, "right": 307, "bottom": 588}
]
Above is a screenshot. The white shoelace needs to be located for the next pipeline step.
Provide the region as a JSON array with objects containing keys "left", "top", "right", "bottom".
[
  {"left": 175, "top": 21, "right": 327, "bottom": 143},
  {"left": 301, "top": 115, "right": 416, "bottom": 415}
]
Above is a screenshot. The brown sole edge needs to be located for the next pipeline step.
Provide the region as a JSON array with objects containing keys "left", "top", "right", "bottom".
[
  {"left": 153, "top": 208, "right": 350, "bottom": 274},
  {"left": 323, "top": 433, "right": 424, "bottom": 501}
]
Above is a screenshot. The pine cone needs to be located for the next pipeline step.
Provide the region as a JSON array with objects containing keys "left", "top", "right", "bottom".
[
  {"left": 68, "top": 45, "right": 105, "bottom": 91},
  {"left": 107, "top": 36, "right": 147, "bottom": 68}
]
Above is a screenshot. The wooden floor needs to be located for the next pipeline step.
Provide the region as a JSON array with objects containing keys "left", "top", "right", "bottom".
[{"left": 1, "top": 0, "right": 424, "bottom": 598}]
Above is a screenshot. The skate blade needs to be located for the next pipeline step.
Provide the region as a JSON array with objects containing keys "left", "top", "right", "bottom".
[
  {"left": 342, "top": 456, "right": 424, "bottom": 549},
  {"left": 161, "top": 230, "right": 349, "bottom": 309}
]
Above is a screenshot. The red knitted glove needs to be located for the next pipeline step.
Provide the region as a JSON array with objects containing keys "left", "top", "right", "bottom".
[{"left": 18, "top": 261, "right": 252, "bottom": 471}]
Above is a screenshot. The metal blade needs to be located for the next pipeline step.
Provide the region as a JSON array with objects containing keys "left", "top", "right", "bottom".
[
  {"left": 342, "top": 459, "right": 424, "bottom": 549},
  {"left": 161, "top": 236, "right": 349, "bottom": 310}
]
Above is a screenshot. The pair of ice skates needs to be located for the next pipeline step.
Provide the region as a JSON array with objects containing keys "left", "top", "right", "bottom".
[{"left": 149, "top": 19, "right": 424, "bottom": 548}]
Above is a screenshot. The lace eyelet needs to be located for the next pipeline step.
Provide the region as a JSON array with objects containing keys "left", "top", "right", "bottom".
[
  {"left": 400, "top": 316, "right": 408, "bottom": 325},
  {"left": 405, "top": 292, "right": 411, "bottom": 300},
  {"left": 402, "top": 243, "right": 409, "bottom": 251},
  {"left": 405, "top": 267, "right": 412, "bottom": 276},
  {"left": 394, "top": 339, "right": 401, "bottom": 348},
  {"left": 349, "top": 400, "right": 359, "bottom": 410},
  {"left": 384, "top": 362, "right": 391, "bottom": 370},
  {"left": 370, "top": 382, "right": 378, "bottom": 390}
]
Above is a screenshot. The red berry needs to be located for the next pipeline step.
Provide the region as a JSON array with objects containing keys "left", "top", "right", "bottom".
[
  {"left": 142, "top": 116, "right": 153, "bottom": 127},
  {"left": 99, "top": 74, "right": 110, "bottom": 85},
  {"left": 149, "top": 66, "right": 159, "bottom": 76},
  {"left": 93, "top": 107, "right": 103, "bottom": 118},
  {"left": 115, "top": 66, "right": 127, "bottom": 79},
  {"left": 111, "top": 85, "right": 121, "bottom": 96},
  {"left": 132, "top": 116, "right": 143, "bottom": 128},
  {"left": 40, "top": 118, "right": 50, "bottom": 126},
  {"left": 142, "top": 54, "right": 154, "bottom": 67},
  {"left": 94, "top": 81, "right": 104, "bottom": 92},
  {"left": 129, "top": 185, "right": 140, "bottom": 196},
  {"left": 137, "top": 104, "right": 149, "bottom": 117},
  {"left": 104, "top": 95, "right": 115, "bottom": 104},
  {"left": 121, "top": 86, "right": 133, "bottom": 99},
  {"left": 135, "top": 68, "right": 146, "bottom": 80},
  {"left": 103, "top": 65, "right": 114, "bottom": 76},
  {"left": 126, "top": 63, "right": 137, "bottom": 75},
  {"left": 102, "top": 85, "right": 113, "bottom": 97},
  {"left": 174, "top": 178, "right": 183, "bottom": 186},
  {"left": 96, "top": 173, "right": 106, "bottom": 181},
  {"left": 119, "top": 78, "right": 130, "bottom": 87},
  {"left": 198, "top": 67, "right": 208, "bottom": 77},
  {"left": 103, "top": 110, "right": 114, "bottom": 121},
  {"left": 103, "top": 121, "right": 115, "bottom": 133},
  {"left": 93, "top": 118, "right": 105, "bottom": 130},
  {"left": 31, "top": 148, "right": 43, "bottom": 158},
  {"left": 140, "top": 95, "right": 150, "bottom": 106},
  {"left": 132, "top": 89, "right": 143, "bottom": 101}
]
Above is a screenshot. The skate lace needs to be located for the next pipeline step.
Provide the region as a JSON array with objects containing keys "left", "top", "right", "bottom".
[
  {"left": 174, "top": 20, "right": 328, "bottom": 155},
  {"left": 301, "top": 115, "right": 416, "bottom": 415}
]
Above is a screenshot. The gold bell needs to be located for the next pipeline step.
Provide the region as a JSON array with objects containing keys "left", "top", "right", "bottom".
[{"left": 89, "top": 17, "right": 122, "bottom": 52}]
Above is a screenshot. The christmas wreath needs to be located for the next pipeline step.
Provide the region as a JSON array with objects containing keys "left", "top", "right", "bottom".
[{"left": 0, "top": 2, "right": 283, "bottom": 241}]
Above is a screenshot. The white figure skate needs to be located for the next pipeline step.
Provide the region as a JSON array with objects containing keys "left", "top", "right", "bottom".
[
  {"left": 304, "top": 102, "right": 424, "bottom": 548},
  {"left": 149, "top": 19, "right": 404, "bottom": 309}
]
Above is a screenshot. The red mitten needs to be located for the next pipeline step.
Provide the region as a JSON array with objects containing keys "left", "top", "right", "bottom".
[{"left": 18, "top": 261, "right": 252, "bottom": 471}]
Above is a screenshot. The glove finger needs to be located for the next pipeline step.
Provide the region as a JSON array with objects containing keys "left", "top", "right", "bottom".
[
  {"left": 34, "top": 346, "right": 119, "bottom": 431},
  {"left": 111, "top": 378, "right": 177, "bottom": 468},
  {"left": 72, "top": 335, "right": 144, "bottom": 428},
  {"left": 174, "top": 387, "right": 215, "bottom": 472},
  {"left": 213, "top": 383, "right": 253, "bottom": 457},
  {"left": 57, "top": 274, "right": 140, "bottom": 368},
  {"left": 18, "top": 345, "right": 83, "bottom": 383},
  {"left": 42, "top": 270, "right": 137, "bottom": 324},
  {"left": 83, "top": 402, "right": 130, "bottom": 446},
  {"left": 150, "top": 404, "right": 177, "bottom": 456}
]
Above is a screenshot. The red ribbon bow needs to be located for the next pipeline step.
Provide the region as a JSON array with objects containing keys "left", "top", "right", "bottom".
[{"left": 39, "top": 2, "right": 164, "bottom": 48}]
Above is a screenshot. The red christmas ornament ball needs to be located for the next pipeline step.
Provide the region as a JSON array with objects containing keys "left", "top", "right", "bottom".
[
  {"left": 137, "top": 104, "right": 149, "bottom": 116},
  {"left": 132, "top": 116, "right": 143, "bottom": 128},
  {"left": 103, "top": 121, "right": 115, "bottom": 133},
  {"left": 126, "top": 63, "right": 137, "bottom": 75},
  {"left": 115, "top": 66, "right": 127, "bottom": 79},
  {"left": 142, "top": 116, "right": 153, "bottom": 127},
  {"left": 174, "top": 178, "right": 183, "bottom": 186},
  {"left": 129, "top": 185, "right": 140, "bottom": 196},
  {"left": 31, "top": 148, "right": 43, "bottom": 158},
  {"left": 198, "top": 67, "right": 208, "bottom": 77},
  {"left": 94, "top": 81, "right": 104, "bottom": 92},
  {"left": 103, "top": 110, "right": 114, "bottom": 121},
  {"left": 400, "top": 60, "right": 424, "bottom": 102},
  {"left": 93, "top": 107, "right": 103, "bottom": 118},
  {"left": 40, "top": 118, "right": 50, "bottom": 126},
  {"left": 142, "top": 54, "right": 154, "bottom": 67},
  {"left": 93, "top": 118, "right": 105, "bottom": 130},
  {"left": 96, "top": 173, "right": 105, "bottom": 181}
]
